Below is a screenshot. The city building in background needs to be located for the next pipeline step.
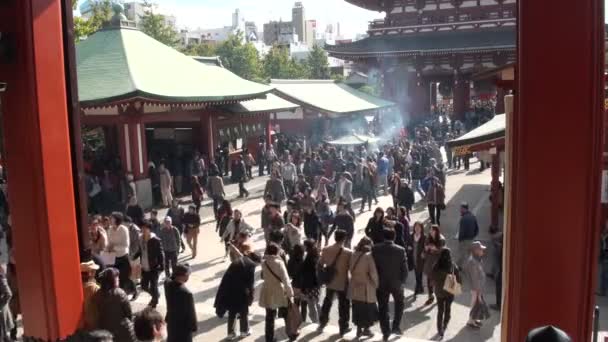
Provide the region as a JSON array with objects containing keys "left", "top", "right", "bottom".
[
  {"left": 180, "top": 8, "right": 246, "bottom": 45},
  {"left": 263, "top": 20, "right": 296, "bottom": 45},
  {"left": 305, "top": 20, "right": 317, "bottom": 47},
  {"left": 292, "top": 2, "right": 306, "bottom": 43}
]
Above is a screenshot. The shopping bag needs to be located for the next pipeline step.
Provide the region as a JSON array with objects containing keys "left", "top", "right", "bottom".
[
  {"left": 285, "top": 301, "right": 302, "bottom": 339},
  {"left": 130, "top": 259, "right": 141, "bottom": 281},
  {"left": 99, "top": 251, "right": 116, "bottom": 266}
]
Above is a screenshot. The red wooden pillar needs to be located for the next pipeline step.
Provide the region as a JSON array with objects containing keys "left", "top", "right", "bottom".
[
  {"left": 0, "top": 0, "right": 83, "bottom": 339},
  {"left": 453, "top": 75, "right": 470, "bottom": 120},
  {"left": 504, "top": 0, "right": 604, "bottom": 340},
  {"left": 495, "top": 87, "right": 506, "bottom": 114},
  {"left": 490, "top": 151, "right": 501, "bottom": 230}
]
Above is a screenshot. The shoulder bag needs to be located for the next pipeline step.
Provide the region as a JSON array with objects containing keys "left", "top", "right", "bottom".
[
  {"left": 317, "top": 248, "right": 343, "bottom": 285},
  {"left": 443, "top": 263, "right": 462, "bottom": 296}
]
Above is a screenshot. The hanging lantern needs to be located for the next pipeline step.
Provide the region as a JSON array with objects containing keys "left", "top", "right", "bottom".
[{"left": 438, "top": 82, "right": 453, "bottom": 98}]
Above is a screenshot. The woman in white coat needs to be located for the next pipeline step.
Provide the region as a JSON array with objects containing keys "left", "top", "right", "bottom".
[{"left": 259, "top": 243, "right": 294, "bottom": 342}]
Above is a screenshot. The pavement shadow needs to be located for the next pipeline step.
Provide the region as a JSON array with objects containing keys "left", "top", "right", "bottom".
[
  {"left": 446, "top": 311, "right": 501, "bottom": 341},
  {"left": 194, "top": 315, "right": 225, "bottom": 336}
]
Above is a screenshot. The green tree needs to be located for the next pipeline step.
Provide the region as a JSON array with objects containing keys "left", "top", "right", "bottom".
[
  {"left": 306, "top": 44, "right": 330, "bottom": 79},
  {"left": 179, "top": 42, "right": 217, "bottom": 57},
  {"left": 139, "top": 1, "right": 180, "bottom": 47},
  {"left": 216, "top": 32, "right": 262, "bottom": 81},
  {"left": 263, "top": 45, "right": 309, "bottom": 80},
  {"left": 73, "top": 0, "right": 113, "bottom": 42}
]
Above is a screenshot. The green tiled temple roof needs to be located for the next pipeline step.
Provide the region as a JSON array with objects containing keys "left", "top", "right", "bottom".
[
  {"left": 225, "top": 94, "right": 300, "bottom": 114},
  {"left": 77, "top": 27, "right": 272, "bottom": 106},
  {"left": 271, "top": 80, "right": 394, "bottom": 116},
  {"left": 326, "top": 27, "right": 516, "bottom": 58}
]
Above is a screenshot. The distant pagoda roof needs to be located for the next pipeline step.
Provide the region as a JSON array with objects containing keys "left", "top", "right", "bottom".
[
  {"left": 327, "top": 27, "right": 516, "bottom": 59},
  {"left": 345, "top": 0, "right": 385, "bottom": 11},
  {"left": 76, "top": 26, "right": 272, "bottom": 107}
]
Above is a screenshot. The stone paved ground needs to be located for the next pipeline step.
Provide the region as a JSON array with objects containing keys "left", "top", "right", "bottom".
[{"left": 132, "top": 162, "right": 504, "bottom": 342}]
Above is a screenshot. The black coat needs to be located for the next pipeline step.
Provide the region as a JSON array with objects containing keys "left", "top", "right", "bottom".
[
  {"left": 331, "top": 213, "right": 354, "bottom": 240},
  {"left": 165, "top": 279, "right": 197, "bottom": 342},
  {"left": 214, "top": 256, "right": 256, "bottom": 315},
  {"left": 126, "top": 204, "right": 144, "bottom": 226},
  {"left": 133, "top": 236, "right": 164, "bottom": 272},
  {"left": 299, "top": 254, "right": 320, "bottom": 291},
  {"left": 372, "top": 241, "right": 408, "bottom": 291},
  {"left": 394, "top": 222, "right": 406, "bottom": 248},
  {"left": 303, "top": 211, "right": 322, "bottom": 238},
  {"left": 365, "top": 218, "right": 385, "bottom": 244},
  {"left": 397, "top": 186, "right": 415, "bottom": 210}
]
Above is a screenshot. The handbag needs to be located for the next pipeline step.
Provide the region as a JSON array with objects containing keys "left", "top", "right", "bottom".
[
  {"left": 317, "top": 248, "right": 343, "bottom": 285},
  {"left": 285, "top": 300, "right": 303, "bottom": 339},
  {"left": 470, "top": 295, "right": 491, "bottom": 321},
  {"left": 443, "top": 264, "right": 462, "bottom": 296}
]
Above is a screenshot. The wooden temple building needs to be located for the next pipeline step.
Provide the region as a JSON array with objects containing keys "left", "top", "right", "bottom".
[
  {"left": 326, "top": 0, "right": 516, "bottom": 121},
  {"left": 77, "top": 14, "right": 297, "bottom": 208}
]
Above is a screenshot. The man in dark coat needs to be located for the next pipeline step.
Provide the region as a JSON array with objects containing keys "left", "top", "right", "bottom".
[
  {"left": 234, "top": 156, "right": 249, "bottom": 198},
  {"left": 372, "top": 229, "right": 408, "bottom": 341},
  {"left": 214, "top": 246, "right": 258, "bottom": 339},
  {"left": 133, "top": 220, "right": 165, "bottom": 308},
  {"left": 397, "top": 181, "right": 415, "bottom": 214},
  {"left": 165, "top": 263, "right": 197, "bottom": 342}
]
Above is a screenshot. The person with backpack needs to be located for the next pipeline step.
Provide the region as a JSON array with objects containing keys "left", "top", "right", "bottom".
[{"left": 318, "top": 229, "right": 353, "bottom": 337}]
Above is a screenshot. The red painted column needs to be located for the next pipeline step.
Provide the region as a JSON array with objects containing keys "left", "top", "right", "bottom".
[
  {"left": 453, "top": 75, "right": 470, "bottom": 121},
  {"left": 0, "top": 0, "right": 83, "bottom": 339},
  {"left": 505, "top": 0, "right": 604, "bottom": 340},
  {"left": 490, "top": 151, "right": 500, "bottom": 230},
  {"left": 495, "top": 87, "right": 506, "bottom": 114}
]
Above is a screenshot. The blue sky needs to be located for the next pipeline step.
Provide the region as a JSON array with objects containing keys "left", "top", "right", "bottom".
[{"left": 154, "top": 0, "right": 381, "bottom": 38}]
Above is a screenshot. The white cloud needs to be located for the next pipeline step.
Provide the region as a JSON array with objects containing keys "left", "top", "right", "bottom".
[{"left": 155, "top": 0, "right": 382, "bottom": 37}]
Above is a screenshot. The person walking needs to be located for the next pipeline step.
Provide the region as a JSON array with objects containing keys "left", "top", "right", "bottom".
[
  {"left": 79, "top": 260, "right": 100, "bottom": 331},
  {"left": 364, "top": 208, "right": 385, "bottom": 245},
  {"left": 264, "top": 171, "right": 287, "bottom": 207},
  {"left": 190, "top": 176, "right": 204, "bottom": 215},
  {"left": 158, "top": 217, "right": 181, "bottom": 278},
  {"left": 330, "top": 203, "right": 354, "bottom": 248},
  {"left": 336, "top": 172, "right": 353, "bottom": 207},
  {"left": 214, "top": 244, "right": 259, "bottom": 340},
  {"left": 235, "top": 155, "right": 249, "bottom": 198},
  {"left": 95, "top": 268, "right": 136, "bottom": 342},
  {"left": 457, "top": 202, "right": 480, "bottom": 267},
  {"left": 208, "top": 169, "right": 226, "bottom": 219},
  {"left": 259, "top": 243, "right": 295, "bottom": 342},
  {"left": 299, "top": 239, "right": 321, "bottom": 323},
  {"left": 359, "top": 165, "right": 375, "bottom": 213},
  {"left": 222, "top": 209, "right": 254, "bottom": 245},
  {"left": 425, "top": 175, "right": 445, "bottom": 225},
  {"left": 158, "top": 163, "right": 173, "bottom": 207},
  {"left": 431, "top": 248, "right": 457, "bottom": 339},
  {"left": 318, "top": 229, "right": 353, "bottom": 337},
  {"left": 423, "top": 224, "right": 446, "bottom": 305},
  {"left": 397, "top": 180, "right": 415, "bottom": 217},
  {"left": 410, "top": 221, "right": 427, "bottom": 299},
  {"left": 133, "top": 221, "right": 165, "bottom": 308},
  {"left": 303, "top": 207, "right": 323, "bottom": 244},
  {"left": 133, "top": 307, "right": 166, "bottom": 342},
  {"left": 182, "top": 205, "right": 201, "bottom": 259},
  {"left": 164, "top": 263, "right": 197, "bottom": 342},
  {"left": 349, "top": 237, "right": 379, "bottom": 339},
  {"left": 190, "top": 152, "right": 206, "bottom": 186},
  {"left": 282, "top": 156, "right": 298, "bottom": 198},
  {"left": 376, "top": 152, "right": 389, "bottom": 195},
  {"left": 244, "top": 149, "right": 255, "bottom": 180},
  {"left": 372, "top": 229, "right": 408, "bottom": 341},
  {"left": 465, "top": 241, "right": 489, "bottom": 329},
  {"left": 107, "top": 212, "right": 133, "bottom": 296},
  {"left": 284, "top": 211, "right": 304, "bottom": 254}
]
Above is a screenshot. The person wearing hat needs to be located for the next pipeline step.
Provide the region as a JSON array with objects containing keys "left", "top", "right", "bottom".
[
  {"left": 164, "top": 263, "right": 197, "bottom": 342},
  {"left": 526, "top": 326, "right": 572, "bottom": 342},
  {"left": 80, "top": 260, "right": 100, "bottom": 330},
  {"left": 159, "top": 216, "right": 181, "bottom": 278},
  {"left": 456, "top": 202, "right": 480, "bottom": 268},
  {"left": 465, "top": 240, "right": 488, "bottom": 329}
]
